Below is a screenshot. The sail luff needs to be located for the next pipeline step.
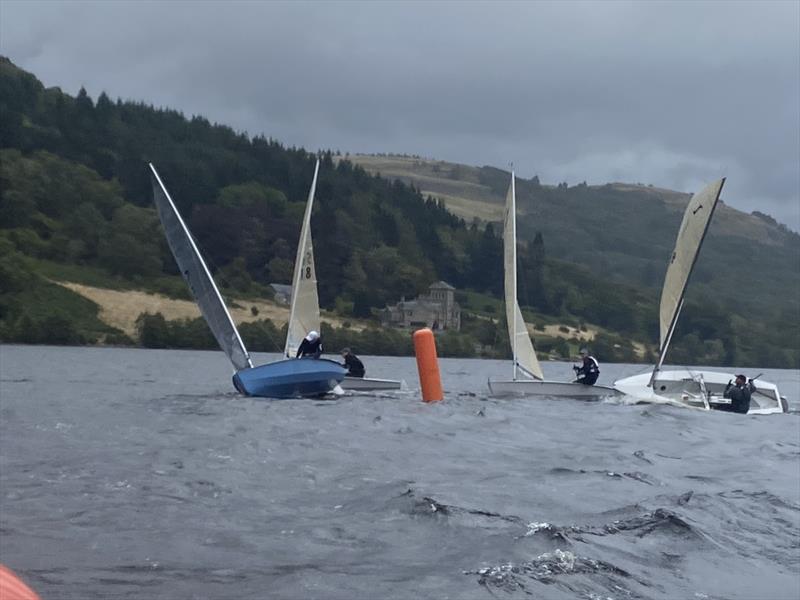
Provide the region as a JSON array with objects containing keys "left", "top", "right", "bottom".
[
  {"left": 650, "top": 178, "right": 724, "bottom": 384},
  {"left": 149, "top": 163, "right": 252, "bottom": 371},
  {"left": 503, "top": 171, "right": 544, "bottom": 381},
  {"left": 649, "top": 299, "right": 684, "bottom": 386},
  {"left": 284, "top": 159, "right": 322, "bottom": 358}
]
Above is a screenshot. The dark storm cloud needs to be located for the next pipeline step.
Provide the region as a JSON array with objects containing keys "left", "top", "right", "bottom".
[{"left": 2, "top": 0, "right": 798, "bottom": 228}]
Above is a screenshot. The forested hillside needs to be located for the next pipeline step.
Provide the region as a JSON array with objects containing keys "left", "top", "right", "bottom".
[
  {"left": 348, "top": 156, "right": 800, "bottom": 367},
  {"left": 1, "top": 57, "right": 797, "bottom": 367}
]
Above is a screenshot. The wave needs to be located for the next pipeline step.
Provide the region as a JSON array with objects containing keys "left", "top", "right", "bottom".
[
  {"left": 392, "top": 488, "right": 525, "bottom": 531},
  {"left": 467, "top": 549, "right": 642, "bottom": 598}
]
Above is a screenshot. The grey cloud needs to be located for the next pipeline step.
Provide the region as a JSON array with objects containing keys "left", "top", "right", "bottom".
[{"left": 1, "top": 0, "right": 798, "bottom": 229}]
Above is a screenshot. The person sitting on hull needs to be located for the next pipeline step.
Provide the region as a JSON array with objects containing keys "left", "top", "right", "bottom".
[
  {"left": 340, "top": 348, "right": 365, "bottom": 378},
  {"left": 713, "top": 374, "right": 755, "bottom": 414},
  {"left": 573, "top": 348, "right": 600, "bottom": 385},
  {"left": 296, "top": 330, "right": 322, "bottom": 359}
]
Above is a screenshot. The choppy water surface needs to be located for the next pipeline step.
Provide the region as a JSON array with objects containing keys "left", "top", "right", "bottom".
[{"left": 1, "top": 345, "right": 799, "bottom": 599}]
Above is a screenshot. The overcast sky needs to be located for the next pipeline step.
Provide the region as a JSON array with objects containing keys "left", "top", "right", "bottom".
[{"left": 2, "top": 0, "right": 799, "bottom": 229}]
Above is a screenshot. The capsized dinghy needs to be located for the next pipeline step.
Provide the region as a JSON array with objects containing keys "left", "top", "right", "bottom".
[{"left": 613, "top": 178, "right": 786, "bottom": 414}]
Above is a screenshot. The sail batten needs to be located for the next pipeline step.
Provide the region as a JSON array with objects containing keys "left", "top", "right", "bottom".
[
  {"left": 284, "top": 159, "right": 322, "bottom": 358},
  {"left": 149, "top": 164, "right": 252, "bottom": 372},
  {"left": 504, "top": 172, "right": 544, "bottom": 381},
  {"left": 651, "top": 178, "right": 724, "bottom": 383}
]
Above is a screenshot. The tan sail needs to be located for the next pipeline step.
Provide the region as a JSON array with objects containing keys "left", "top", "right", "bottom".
[
  {"left": 654, "top": 178, "right": 724, "bottom": 379},
  {"left": 284, "top": 159, "right": 322, "bottom": 358},
  {"left": 504, "top": 172, "right": 544, "bottom": 380}
]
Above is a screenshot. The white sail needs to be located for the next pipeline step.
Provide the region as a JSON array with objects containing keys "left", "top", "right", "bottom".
[
  {"left": 149, "top": 164, "right": 252, "bottom": 372},
  {"left": 504, "top": 172, "right": 544, "bottom": 380},
  {"left": 284, "top": 159, "right": 322, "bottom": 358},
  {"left": 652, "top": 178, "right": 724, "bottom": 381}
]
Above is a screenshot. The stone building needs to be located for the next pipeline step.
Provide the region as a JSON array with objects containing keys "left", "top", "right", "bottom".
[
  {"left": 381, "top": 281, "right": 461, "bottom": 331},
  {"left": 269, "top": 283, "right": 292, "bottom": 305}
]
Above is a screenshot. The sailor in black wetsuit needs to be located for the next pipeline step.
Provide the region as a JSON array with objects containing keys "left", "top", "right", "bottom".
[
  {"left": 573, "top": 348, "right": 600, "bottom": 385},
  {"left": 714, "top": 374, "right": 755, "bottom": 414},
  {"left": 296, "top": 330, "right": 322, "bottom": 358},
  {"left": 340, "top": 348, "right": 365, "bottom": 378}
]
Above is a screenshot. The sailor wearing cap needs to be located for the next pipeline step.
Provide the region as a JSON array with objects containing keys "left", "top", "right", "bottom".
[
  {"left": 715, "top": 374, "right": 756, "bottom": 414},
  {"left": 296, "top": 330, "right": 323, "bottom": 359}
]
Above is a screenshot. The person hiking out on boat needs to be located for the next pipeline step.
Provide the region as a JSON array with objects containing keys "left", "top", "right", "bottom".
[
  {"left": 573, "top": 348, "right": 600, "bottom": 385},
  {"left": 340, "top": 348, "right": 365, "bottom": 378},
  {"left": 296, "top": 330, "right": 322, "bottom": 359},
  {"left": 714, "top": 374, "right": 755, "bottom": 414}
]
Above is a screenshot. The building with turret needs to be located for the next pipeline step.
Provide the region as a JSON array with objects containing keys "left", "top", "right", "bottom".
[{"left": 381, "top": 281, "right": 461, "bottom": 331}]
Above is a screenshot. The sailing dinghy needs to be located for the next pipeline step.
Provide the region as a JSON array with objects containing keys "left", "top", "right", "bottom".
[
  {"left": 488, "top": 171, "right": 618, "bottom": 399},
  {"left": 277, "top": 165, "right": 402, "bottom": 392},
  {"left": 613, "top": 178, "right": 787, "bottom": 414},
  {"left": 149, "top": 161, "right": 346, "bottom": 399}
]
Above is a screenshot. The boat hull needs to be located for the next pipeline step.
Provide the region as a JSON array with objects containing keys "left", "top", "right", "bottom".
[
  {"left": 233, "top": 358, "right": 346, "bottom": 399},
  {"left": 613, "top": 370, "right": 786, "bottom": 414},
  {"left": 488, "top": 379, "right": 620, "bottom": 399},
  {"left": 340, "top": 376, "right": 403, "bottom": 391}
]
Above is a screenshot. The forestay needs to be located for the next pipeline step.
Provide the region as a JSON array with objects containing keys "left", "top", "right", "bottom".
[
  {"left": 284, "top": 159, "right": 322, "bottom": 358},
  {"left": 503, "top": 172, "right": 543, "bottom": 380},
  {"left": 149, "top": 164, "right": 252, "bottom": 372}
]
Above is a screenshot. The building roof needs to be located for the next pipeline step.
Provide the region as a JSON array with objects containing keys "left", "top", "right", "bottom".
[
  {"left": 270, "top": 283, "right": 293, "bottom": 296},
  {"left": 429, "top": 281, "right": 455, "bottom": 290},
  {"left": 389, "top": 299, "right": 446, "bottom": 312}
]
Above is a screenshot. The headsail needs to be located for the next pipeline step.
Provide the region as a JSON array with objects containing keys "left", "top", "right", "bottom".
[
  {"left": 149, "top": 164, "right": 252, "bottom": 372},
  {"left": 650, "top": 178, "right": 724, "bottom": 384},
  {"left": 284, "top": 159, "right": 322, "bottom": 358},
  {"left": 504, "top": 172, "right": 544, "bottom": 380}
]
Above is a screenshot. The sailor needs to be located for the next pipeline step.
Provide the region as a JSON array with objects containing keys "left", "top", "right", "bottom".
[
  {"left": 715, "top": 374, "right": 755, "bottom": 414},
  {"left": 340, "top": 348, "right": 365, "bottom": 378},
  {"left": 296, "top": 330, "right": 322, "bottom": 359},
  {"left": 573, "top": 348, "right": 600, "bottom": 385}
]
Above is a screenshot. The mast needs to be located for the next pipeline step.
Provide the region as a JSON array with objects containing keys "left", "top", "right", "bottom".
[
  {"left": 503, "top": 168, "right": 544, "bottom": 381},
  {"left": 510, "top": 171, "right": 518, "bottom": 380},
  {"left": 149, "top": 163, "right": 252, "bottom": 371},
  {"left": 650, "top": 299, "right": 684, "bottom": 385}
]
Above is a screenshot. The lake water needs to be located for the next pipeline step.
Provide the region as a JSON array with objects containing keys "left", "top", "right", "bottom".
[{"left": 1, "top": 345, "right": 799, "bottom": 599}]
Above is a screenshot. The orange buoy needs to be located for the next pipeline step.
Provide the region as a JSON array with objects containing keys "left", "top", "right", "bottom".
[
  {"left": 0, "top": 564, "right": 41, "bottom": 600},
  {"left": 413, "top": 328, "right": 443, "bottom": 402}
]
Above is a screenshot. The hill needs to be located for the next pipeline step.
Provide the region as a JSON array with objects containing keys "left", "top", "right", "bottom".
[
  {"left": 1, "top": 57, "right": 797, "bottom": 367},
  {"left": 344, "top": 154, "right": 800, "bottom": 322}
]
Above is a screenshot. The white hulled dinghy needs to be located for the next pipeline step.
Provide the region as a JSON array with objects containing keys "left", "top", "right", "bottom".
[
  {"left": 613, "top": 178, "right": 787, "bottom": 414},
  {"left": 150, "top": 161, "right": 346, "bottom": 399},
  {"left": 488, "top": 171, "right": 618, "bottom": 400}
]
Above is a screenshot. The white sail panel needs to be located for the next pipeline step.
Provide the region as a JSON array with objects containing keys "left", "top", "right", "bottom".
[
  {"left": 149, "top": 164, "right": 252, "bottom": 372},
  {"left": 511, "top": 300, "right": 542, "bottom": 379},
  {"left": 658, "top": 178, "right": 725, "bottom": 349},
  {"left": 284, "top": 159, "right": 322, "bottom": 358},
  {"left": 503, "top": 173, "right": 544, "bottom": 380}
]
